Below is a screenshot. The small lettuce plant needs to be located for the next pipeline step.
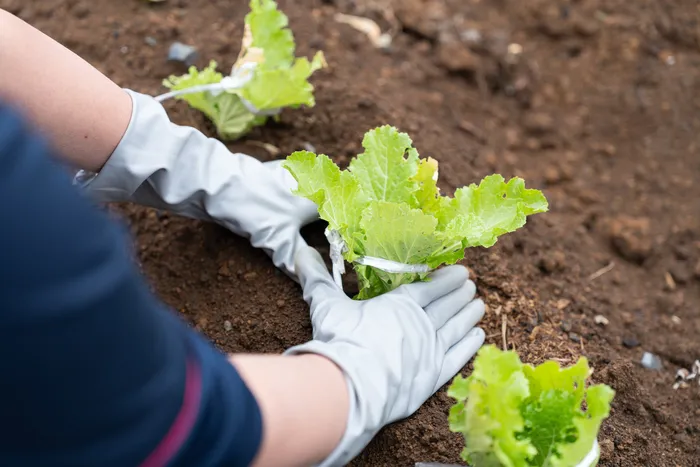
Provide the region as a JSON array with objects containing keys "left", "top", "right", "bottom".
[
  {"left": 162, "top": 0, "right": 326, "bottom": 140},
  {"left": 448, "top": 345, "right": 615, "bottom": 467},
  {"left": 283, "top": 125, "right": 548, "bottom": 299}
]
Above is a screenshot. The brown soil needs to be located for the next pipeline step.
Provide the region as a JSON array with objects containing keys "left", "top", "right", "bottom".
[{"left": 4, "top": 0, "right": 700, "bottom": 465}]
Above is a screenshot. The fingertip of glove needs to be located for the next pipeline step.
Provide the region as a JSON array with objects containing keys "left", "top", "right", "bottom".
[{"left": 467, "top": 326, "right": 485, "bottom": 343}]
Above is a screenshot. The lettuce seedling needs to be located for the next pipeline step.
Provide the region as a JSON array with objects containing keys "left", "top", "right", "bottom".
[
  {"left": 448, "top": 345, "right": 615, "bottom": 467},
  {"left": 162, "top": 0, "right": 326, "bottom": 140},
  {"left": 283, "top": 125, "right": 548, "bottom": 299}
]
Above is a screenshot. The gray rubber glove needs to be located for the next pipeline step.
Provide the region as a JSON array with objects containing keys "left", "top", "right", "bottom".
[
  {"left": 286, "top": 247, "right": 487, "bottom": 466},
  {"left": 78, "top": 89, "right": 318, "bottom": 280}
]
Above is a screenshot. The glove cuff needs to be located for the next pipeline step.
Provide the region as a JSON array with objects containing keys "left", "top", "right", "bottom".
[
  {"left": 74, "top": 89, "right": 141, "bottom": 201},
  {"left": 284, "top": 340, "right": 383, "bottom": 467}
]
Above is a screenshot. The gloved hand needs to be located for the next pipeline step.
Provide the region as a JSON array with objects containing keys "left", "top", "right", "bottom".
[
  {"left": 285, "top": 247, "right": 486, "bottom": 466},
  {"left": 77, "top": 90, "right": 318, "bottom": 280}
]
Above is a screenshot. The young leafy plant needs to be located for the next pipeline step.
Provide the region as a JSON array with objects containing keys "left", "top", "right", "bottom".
[
  {"left": 282, "top": 125, "right": 548, "bottom": 299},
  {"left": 448, "top": 345, "right": 615, "bottom": 467},
  {"left": 162, "top": 0, "right": 326, "bottom": 140}
]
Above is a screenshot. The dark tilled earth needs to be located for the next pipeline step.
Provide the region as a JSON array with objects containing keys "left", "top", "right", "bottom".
[{"left": 4, "top": 0, "right": 699, "bottom": 465}]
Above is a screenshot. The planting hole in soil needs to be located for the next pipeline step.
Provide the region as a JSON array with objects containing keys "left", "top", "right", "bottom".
[{"left": 9, "top": 0, "right": 699, "bottom": 464}]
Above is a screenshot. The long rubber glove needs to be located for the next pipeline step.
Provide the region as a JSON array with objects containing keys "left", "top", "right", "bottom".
[{"left": 78, "top": 90, "right": 318, "bottom": 280}]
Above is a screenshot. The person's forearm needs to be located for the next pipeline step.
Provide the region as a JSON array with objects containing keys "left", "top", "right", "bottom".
[
  {"left": 230, "top": 354, "right": 349, "bottom": 467},
  {"left": 0, "top": 9, "right": 132, "bottom": 172}
]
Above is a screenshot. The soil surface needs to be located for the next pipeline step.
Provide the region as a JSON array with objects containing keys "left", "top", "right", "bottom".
[{"left": 4, "top": 0, "right": 700, "bottom": 465}]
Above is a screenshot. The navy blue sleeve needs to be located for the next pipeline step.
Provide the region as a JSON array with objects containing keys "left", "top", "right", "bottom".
[{"left": 0, "top": 102, "right": 262, "bottom": 467}]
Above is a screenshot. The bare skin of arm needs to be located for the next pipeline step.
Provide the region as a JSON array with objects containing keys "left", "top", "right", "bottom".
[
  {"left": 0, "top": 9, "right": 132, "bottom": 172},
  {"left": 0, "top": 9, "right": 348, "bottom": 466},
  {"left": 231, "top": 354, "right": 349, "bottom": 466}
]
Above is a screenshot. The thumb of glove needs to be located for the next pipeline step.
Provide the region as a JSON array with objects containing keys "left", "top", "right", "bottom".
[{"left": 294, "top": 247, "right": 345, "bottom": 308}]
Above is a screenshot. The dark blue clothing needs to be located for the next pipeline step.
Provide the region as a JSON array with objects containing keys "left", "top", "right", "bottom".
[{"left": 0, "top": 103, "right": 262, "bottom": 466}]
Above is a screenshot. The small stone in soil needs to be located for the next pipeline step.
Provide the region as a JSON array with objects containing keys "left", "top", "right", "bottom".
[
  {"left": 594, "top": 314, "right": 609, "bottom": 325},
  {"left": 145, "top": 36, "right": 158, "bottom": 47},
  {"left": 168, "top": 42, "right": 199, "bottom": 66},
  {"left": 276, "top": 299, "right": 286, "bottom": 307},
  {"left": 669, "top": 263, "right": 691, "bottom": 284},
  {"left": 560, "top": 320, "right": 572, "bottom": 332},
  {"left": 641, "top": 352, "right": 663, "bottom": 370},
  {"left": 302, "top": 142, "right": 316, "bottom": 153},
  {"left": 623, "top": 337, "right": 640, "bottom": 348},
  {"left": 568, "top": 332, "right": 581, "bottom": 343},
  {"left": 223, "top": 320, "right": 232, "bottom": 331},
  {"left": 673, "top": 244, "right": 691, "bottom": 260}
]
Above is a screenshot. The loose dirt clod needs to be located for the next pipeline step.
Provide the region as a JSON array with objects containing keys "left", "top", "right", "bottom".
[{"left": 608, "top": 217, "right": 653, "bottom": 264}]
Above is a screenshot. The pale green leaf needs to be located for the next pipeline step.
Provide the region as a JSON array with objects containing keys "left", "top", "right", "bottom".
[
  {"left": 413, "top": 157, "right": 441, "bottom": 213},
  {"left": 241, "top": 52, "right": 326, "bottom": 110},
  {"left": 449, "top": 175, "right": 549, "bottom": 248},
  {"left": 162, "top": 60, "right": 223, "bottom": 122},
  {"left": 552, "top": 384, "right": 615, "bottom": 467},
  {"left": 359, "top": 201, "right": 441, "bottom": 264},
  {"left": 448, "top": 345, "right": 536, "bottom": 467},
  {"left": 349, "top": 126, "right": 420, "bottom": 205},
  {"left": 246, "top": 0, "right": 295, "bottom": 68},
  {"left": 354, "top": 201, "right": 442, "bottom": 298},
  {"left": 283, "top": 151, "right": 368, "bottom": 253},
  {"left": 212, "top": 93, "right": 265, "bottom": 140}
]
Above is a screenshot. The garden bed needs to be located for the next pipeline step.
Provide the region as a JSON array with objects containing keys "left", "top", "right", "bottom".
[{"left": 5, "top": 0, "right": 700, "bottom": 464}]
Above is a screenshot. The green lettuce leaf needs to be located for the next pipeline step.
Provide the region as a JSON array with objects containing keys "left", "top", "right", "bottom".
[
  {"left": 162, "top": 61, "right": 264, "bottom": 140},
  {"left": 455, "top": 175, "right": 549, "bottom": 248},
  {"left": 354, "top": 202, "right": 441, "bottom": 298},
  {"left": 240, "top": 52, "right": 326, "bottom": 110},
  {"left": 245, "top": 0, "right": 295, "bottom": 68},
  {"left": 162, "top": 0, "right": 326, "bottom": 141},
  {"left": 413, "top": 157, "right": 441, "bottom": 213},
  {"left": 448, "top": 345, "right": 615, "bottom": 467},
  {"left": 448, "top": 345, "right": 535, "bottom": 467},
  {"left": 284, "top": 151, "right": 368, "bottom": 257},
  {"left": 283, "top": 125, "right": 548, "bottom": 299},
  {"left": 348, "top": 125, "right": 420, "bottom": 206},
  {"left": 161, "top": 61, "right": 222, "bottom": 120}
]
